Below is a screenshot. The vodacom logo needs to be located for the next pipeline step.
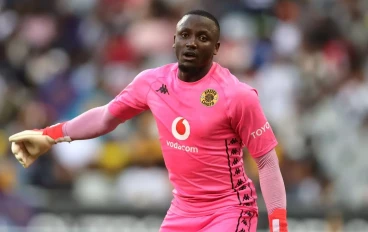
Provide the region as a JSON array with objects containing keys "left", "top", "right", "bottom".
[{"left": 171, "top": 117, "right": 190, "bottom": 140}]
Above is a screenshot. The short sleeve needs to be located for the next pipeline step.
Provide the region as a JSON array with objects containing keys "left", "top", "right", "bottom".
[
  {"left": 108, "top": 70, "right": 151, "bottom": 121},
  {"left": 229, "top": 87, "right": 278, "bottom": 158}
]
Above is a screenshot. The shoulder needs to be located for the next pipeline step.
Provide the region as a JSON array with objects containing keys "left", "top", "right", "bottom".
[
  {"left": 133, "top": 63, "right": 177, "bottom": 84},
  {"left": 231, "top": 82, "right": 259, "bottom": 102},
  {"left": 211, "top": 63, "right": 258, "bottom": 101}
]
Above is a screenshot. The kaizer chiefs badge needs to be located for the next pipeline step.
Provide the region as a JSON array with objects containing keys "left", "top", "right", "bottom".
[{"left": 200, "top": 89, "right": 219, "bottom": 107}]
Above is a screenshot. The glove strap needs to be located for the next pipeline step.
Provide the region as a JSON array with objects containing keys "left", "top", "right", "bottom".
[
  {"left": 42, "top": 122, "right": 72, "bottom": 143},
  {"left": 269, "top": 208, "right": 288, "bottom": 232}
]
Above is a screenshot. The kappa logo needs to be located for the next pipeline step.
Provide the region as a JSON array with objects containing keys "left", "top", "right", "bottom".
[
  {"left": 171, "top": 117, "right": 190, "bottom": 140},
  {"left": 200, "top": 89, "right": 219, "bottom": 107},
  {"left": 156, "top": 84, "right": 169, "bottom": 95}
]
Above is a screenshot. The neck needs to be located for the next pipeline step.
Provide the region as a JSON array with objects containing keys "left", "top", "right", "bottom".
[{"left": 178, "top": 62, "right": 213, "bottom": 82}]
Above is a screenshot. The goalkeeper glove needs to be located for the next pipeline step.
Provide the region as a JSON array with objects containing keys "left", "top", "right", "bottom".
[
  {"left": 269, "top": 208, "right": 288, "bottom": 232},
  {"left": 8, "top": 122, "right": 71, "bottom": 168}
]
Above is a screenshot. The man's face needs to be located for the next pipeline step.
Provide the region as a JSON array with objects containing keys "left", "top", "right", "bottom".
[{"left": 173, "top": 15, "right": 220, "bottom": 72}]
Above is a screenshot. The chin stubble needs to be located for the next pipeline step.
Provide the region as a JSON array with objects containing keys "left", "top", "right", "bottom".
[{"left": 178, "top": 64, "right": 201, "bottom": 74}]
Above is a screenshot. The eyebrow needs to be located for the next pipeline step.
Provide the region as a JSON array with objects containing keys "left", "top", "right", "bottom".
[{"left": 178, "top": 27, "right": 212, "bottom": 34}]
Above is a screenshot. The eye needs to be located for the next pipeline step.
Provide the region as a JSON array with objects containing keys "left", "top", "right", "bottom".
[
  {"left": 181, "top": 32, "right": 189, "bottom": 38},
  {"left": 199, "top": 35, "right": 208, "bottom": 42}
]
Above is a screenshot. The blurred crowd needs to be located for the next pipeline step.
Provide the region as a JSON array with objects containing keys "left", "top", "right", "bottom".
[{"left": 1, "top": 0, "right": 368, "bottom": 227}]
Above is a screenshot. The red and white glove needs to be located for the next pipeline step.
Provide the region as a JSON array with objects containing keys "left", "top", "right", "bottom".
[
  {"left": 269, "top": 208, "right": 288, "bottom": 232},
  {"left": 8, "top": 122, "right": 71, "bottom": 168}
]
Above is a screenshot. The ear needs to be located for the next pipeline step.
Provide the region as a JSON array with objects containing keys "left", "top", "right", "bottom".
[
  {"left": 173, "top": 35, "right": 176, "bottom": 48},
  {"left": 213, "top": 42, "right": 220, "bottom": 55}
]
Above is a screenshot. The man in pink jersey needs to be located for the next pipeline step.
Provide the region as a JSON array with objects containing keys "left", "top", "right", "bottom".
[{"left": 9, "top": 10, "right": 288, "bottom": 232}]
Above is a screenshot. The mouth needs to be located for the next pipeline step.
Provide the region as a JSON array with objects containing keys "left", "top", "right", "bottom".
[{"left": 182, "top": 51, "right": 197, "bottom": 61}]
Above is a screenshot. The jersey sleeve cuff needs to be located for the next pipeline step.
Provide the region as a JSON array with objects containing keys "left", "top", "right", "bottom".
[{"left": 249, "top": 140, "right": 278, "bottom": 158}]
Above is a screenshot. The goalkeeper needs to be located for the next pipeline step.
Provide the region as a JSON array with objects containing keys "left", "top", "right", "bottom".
[{"left": 9, "top": 10, "right": 288, "bottom": 232}]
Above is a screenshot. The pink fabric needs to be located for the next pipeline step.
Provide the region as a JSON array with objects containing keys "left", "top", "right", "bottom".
[
  {"left": 160, "top": 207, "right": 258, "bottom": 232},
  {"left": 62, "top": 105, "right": 136, "bottom": 140},
  {"left": 255, "top": 149, "right": 287, "bottom": 215},
  {"left": 108, "top": 62, "right": 278, "bottom": 216}
]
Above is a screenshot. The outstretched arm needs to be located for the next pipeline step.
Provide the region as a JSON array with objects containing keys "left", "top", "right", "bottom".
[
  {"left": 8, "top": 102, "right": 143, "bottom": 168},
  {"left": 9, "top": 69, "right": 152, "bottom": 168},
  {"left": 62, "top": 105, "right": 120, "bottom": 140},
  {"left": 62, "top": 104, "right": 141, "bottom": 140},
  {"left": 254, "top": 149, "right": 288, "bottom": 232}
]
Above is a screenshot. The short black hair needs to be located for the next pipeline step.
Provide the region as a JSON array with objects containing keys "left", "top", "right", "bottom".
[{"left": 184, "top": 9, "right": 220, "bottom": 33}]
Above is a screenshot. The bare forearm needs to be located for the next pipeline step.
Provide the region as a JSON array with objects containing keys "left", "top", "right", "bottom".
[
  {"left": 255, "top": 149, "right": 287, "bottom": 214},
  {"left": 62, "top": 105, "right": 122, "bottom": 140}
]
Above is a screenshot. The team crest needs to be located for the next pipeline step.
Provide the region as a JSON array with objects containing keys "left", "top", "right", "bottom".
[{"left": 200, "top": 89, "right": 219, "bottom": 107}]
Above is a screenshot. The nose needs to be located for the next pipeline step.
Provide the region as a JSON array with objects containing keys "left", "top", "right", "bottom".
[{"left": 186, "top": 37, "right": 197, "bottom": 49}]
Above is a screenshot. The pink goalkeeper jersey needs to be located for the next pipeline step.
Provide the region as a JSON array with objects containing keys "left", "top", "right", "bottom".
[{"left": 108, "top": 62, "right": 278, "bottom": 216}]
